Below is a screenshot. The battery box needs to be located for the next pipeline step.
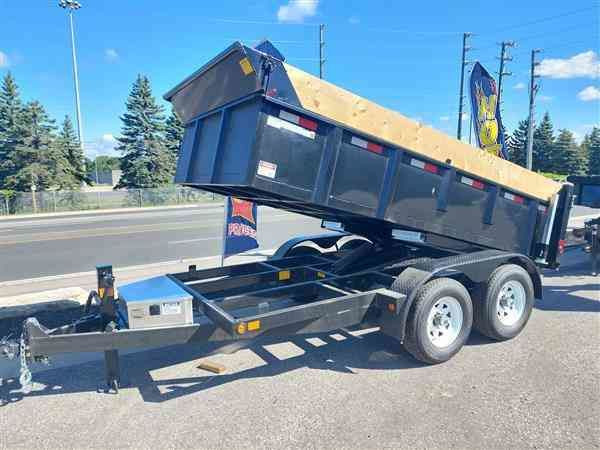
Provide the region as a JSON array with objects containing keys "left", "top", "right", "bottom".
[{"left": 117, "top": 275, "right": 193, "bottom": 329}]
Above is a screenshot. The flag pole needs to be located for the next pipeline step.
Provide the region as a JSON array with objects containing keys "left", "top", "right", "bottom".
[{"left": 221, "top": 196, "right": 229, "bottom": 267}]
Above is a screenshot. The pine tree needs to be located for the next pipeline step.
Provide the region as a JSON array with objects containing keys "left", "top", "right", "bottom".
[
  {"left": 0, "top": 72, "right": 25, "bottom": 189},
  {"left": 165, "top": 107, "right": 184, "bottom": 176},
  {"left": 54, "top": 115, "right": 88, "bottom": 189},
  {"left": 532, "top": 112, "right": 555, "bottom": 172},
  {"left": 587, "top": 127, "right": 600, "bottom": 175},
  {"left": 553, "top": 129, "right": 587, "bottom": 176},
  {"left": 507, "top": 119, "right": 529, "bottom": 167},
  {"left": 115, "top": 75, "right": 171, "bottom": 189},
  {"left": 4, "top": 101, "right": 57, "bottom": 191}
]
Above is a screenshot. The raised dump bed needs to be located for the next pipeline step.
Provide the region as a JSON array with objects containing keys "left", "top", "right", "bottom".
[{"left": 164, "top": 41, "right": 570, "bottom": 264}]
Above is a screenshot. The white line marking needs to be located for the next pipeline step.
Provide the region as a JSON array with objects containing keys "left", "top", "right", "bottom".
[{"left": 168, "top": 237, "right": 220, "bottom": 245}]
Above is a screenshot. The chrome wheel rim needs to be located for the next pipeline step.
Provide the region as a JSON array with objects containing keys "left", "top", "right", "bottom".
[
  {"left": 426, "top": 297, "right": 463, "bottom": 348},
  {"left": 496, "top": 280, "right": 526, "bottom": 326}
]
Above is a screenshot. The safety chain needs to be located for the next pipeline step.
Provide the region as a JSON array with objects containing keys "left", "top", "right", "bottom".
[{"left": 19, "top": 331, "right": 32, "bottom": 393}]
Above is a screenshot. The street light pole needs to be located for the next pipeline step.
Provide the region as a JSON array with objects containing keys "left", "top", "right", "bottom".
[{"left": 59, "top": 0, "right": 84, "bottom": 153}]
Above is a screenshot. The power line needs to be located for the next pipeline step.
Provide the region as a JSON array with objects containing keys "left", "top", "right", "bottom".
[
  {"left": 207, "top": 17, "right": 319, "bottom": 27},
  {"left": 484, "top": 5, "right": 597, "bottom": 33}
]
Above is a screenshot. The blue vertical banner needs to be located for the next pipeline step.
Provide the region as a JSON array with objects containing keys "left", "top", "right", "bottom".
[
  {"left": 222, "top": 196, "right": 259, "bottom": 260},
  {"left": 469, "top": 62, "right": 508, "bottom": 159}
]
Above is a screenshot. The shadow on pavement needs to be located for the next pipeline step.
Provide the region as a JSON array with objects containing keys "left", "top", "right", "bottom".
[{"left": 0, "top": 327, "right": 462, "bottom": 405}]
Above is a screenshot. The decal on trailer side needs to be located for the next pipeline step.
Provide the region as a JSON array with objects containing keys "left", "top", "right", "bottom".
[
  {"left": 257, "top": 160, "right": 277, "bottom": 178},
  {"left": 266, "top": 115, "right": 316, "bottom": 139}
]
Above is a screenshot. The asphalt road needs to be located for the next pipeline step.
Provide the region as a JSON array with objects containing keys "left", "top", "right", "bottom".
[
  {"left": 0, "top": 205, "right": 323, "bottom": 282},
  {"left": 1, "top": 204, "right": 596, "bottom": 284},
  {"left": 0, "top": 249, "right": 598, "bottom": 449}
]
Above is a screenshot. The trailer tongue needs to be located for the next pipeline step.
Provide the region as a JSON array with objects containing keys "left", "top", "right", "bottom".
[{"left": 2, "top": 41, "right": 573, "bottom": 393}]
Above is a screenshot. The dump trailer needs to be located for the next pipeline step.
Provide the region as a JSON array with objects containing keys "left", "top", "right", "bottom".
[{"left": 1, "top": 41, "right": 573, "bottom": 393}]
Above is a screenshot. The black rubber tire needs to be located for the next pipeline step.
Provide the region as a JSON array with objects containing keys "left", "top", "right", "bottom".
[
  {"left": 472, "top": 264, "right": 534, "bottom": 341},
  {"left": 403, "top": 277, "right": 473, "bottom": 364}
]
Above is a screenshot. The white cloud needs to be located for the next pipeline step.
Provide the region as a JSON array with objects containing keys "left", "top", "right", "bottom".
[
  {"left": 277, "top": 0, "right": 318, "bottom": 23},
  {"left": 537, "top": 51, "right": 600, "bottom": 79},
  {"left": 0, "top": 51, "right": 9, "bottom": 68},
  {"left": 348, "top": 16, "right": 360, "bottom": 25},
  {"left": 439, "top": 115, "right": 450, "bottom": 122},
  {"left": 577, "top": 85, "right": 600, "bottom": 101},
  {"left": 86, "top": 134, "right": 118, "bottom": 157},
  {"left": 513, "top": 82, "right": 526, "bottom": 90},
  {"left": 104, "top": 48, "right": 119, "bottom": 62},
  {"left": 461, "top": 112, "right": 469, "bottom": 121},
  {"left": 538, "top": 95, "right": 553, "bottom": 102}
]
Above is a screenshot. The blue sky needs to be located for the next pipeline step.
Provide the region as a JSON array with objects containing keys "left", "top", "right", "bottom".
[{"left": 0, "top": 0, "right": 598, "bottom": 158}]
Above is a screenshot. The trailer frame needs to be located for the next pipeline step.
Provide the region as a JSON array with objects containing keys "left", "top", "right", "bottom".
[{"left": 15, "top": 232, "right": 543, "bottom": 392}]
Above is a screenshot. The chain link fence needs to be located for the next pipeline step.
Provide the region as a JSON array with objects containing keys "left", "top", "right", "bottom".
[{"left": 0, "top": 186, "right": 222, "bottom": 216}]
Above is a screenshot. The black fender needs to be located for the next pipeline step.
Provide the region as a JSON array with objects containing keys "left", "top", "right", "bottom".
[
  {"left": 389, "top": 250, "right": 542, "bottom": 342},
  {"left": 270, "top": 232, "right": 349, "bottom": 259}
]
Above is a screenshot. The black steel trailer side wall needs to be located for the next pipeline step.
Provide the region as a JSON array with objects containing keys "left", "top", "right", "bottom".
[{"left": 174, "top": 92, "right": 557, "bottom": 260}]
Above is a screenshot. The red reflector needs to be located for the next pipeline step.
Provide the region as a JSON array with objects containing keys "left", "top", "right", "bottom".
[
  {"left": 298, "top": 117, "right": 318, "bottom": 131},
  {"left": 424, "top": 163, "right": 438, "bottom": 174},
  {"left": 472, "top": 180, "right": 485, "bottom": 190},
  {"left": 366, "top": 142, "right": 383, "bottom": 154},
  {"left": 505, "top": 192, "right": 525, "bottom": 204},
  {"left": 558, "top": 239, "right": 566, "bottom": 255}
]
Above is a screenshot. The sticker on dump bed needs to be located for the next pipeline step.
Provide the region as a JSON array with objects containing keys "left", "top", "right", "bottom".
[
  {"left": 161, "top": 302, "right": 181, "bottom": 315},
  {"left": 239, "top": 57, "right": 254, "bottom": 76},
  {"left": 257, "top": 160, "right": 277, "bottom": 179},
  {"left": 266, "top": 115, "right": 316, "bottom": 139}
]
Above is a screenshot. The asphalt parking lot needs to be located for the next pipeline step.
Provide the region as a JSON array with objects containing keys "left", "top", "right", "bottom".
[{"left": 1, "top": 248, "right": 598, "bottom": 449}]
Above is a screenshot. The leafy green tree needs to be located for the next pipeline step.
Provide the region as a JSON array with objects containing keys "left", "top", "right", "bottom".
[
  {"left": 533, "top": 112, "right": 555, "bottom": 172},
  {"left": 54, "top": 115, "right": 88, "bottom": 189},
  {"left": 586, "top": 127, "right": 600, "bottom": 175},
  {"left": 165, "top": 107, "right": 184, "bottom": 175},
  {"left": 115, "top": 75, "right": 171, "bottom": 189},
  {"left": 507, "top": 119, "right": 529, "bottom": 167},
  {"left": 553, "top": 129, "right": 587, "bottom": 175},
  {"left": 3, "top": 101, "right": 57, "bottom": 191},
  {"left": 0, "top": 72, "right": 25, "bottom": 188}
]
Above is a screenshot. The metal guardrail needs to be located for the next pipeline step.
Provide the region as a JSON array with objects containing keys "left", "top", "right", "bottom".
[{"left": 0, "top": 187, "right": 222, "bottom": 216}]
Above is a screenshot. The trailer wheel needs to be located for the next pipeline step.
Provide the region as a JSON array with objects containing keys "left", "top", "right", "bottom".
[
  {"left": 403, "top": 278, "right": 473, "bottom": 364},
  {"left": 473, "top": 264, "right": 534, "bottom": 341}
]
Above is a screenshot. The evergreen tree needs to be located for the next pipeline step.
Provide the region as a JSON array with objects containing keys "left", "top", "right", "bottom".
[
  {"left": 507, "top": 119, "right": 529, "bottom": 167},
  {"left": 115, "top": 75, "right": 170, "bottom": 189},
  {"left": 553, "top": 129, "right": 587, "bottom": 175},
  {"left": 4, "top": 101, "right": 57, "bottom": 191},
  {"left": 54, "top": 115, "right": 88, "bottom": 189},
  {"left": 165, "top": 107, "right": 183, "bottom": 175},
  {"left": 532, "top": 112, "right": 555, "bottom": 172},
  {"left": 0, "top": 72, "right": 25, "bottom": 188},
  {"left": 587, "top": 127, "right": 600, "bottom": 175}
]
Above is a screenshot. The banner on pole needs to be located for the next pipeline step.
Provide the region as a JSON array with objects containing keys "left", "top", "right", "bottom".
[
  {"left": 222, "top": 197, "right": 258, "bottom": 259},
  {"left": 469, "top": 62, "right": 508, "bottom": 159}
]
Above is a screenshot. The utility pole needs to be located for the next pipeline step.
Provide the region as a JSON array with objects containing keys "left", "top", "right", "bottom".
[
  {"left": 457, "top": 32, "right": 472, "bottom": 141},
  {"left": 319, "top": 24, "right": 325, "bottom": 79},
  {"left": 526, "top": 49, "right": 542, "bottom": 170},
  {"left": 497, "top": 41, "right": 515, "bottom": 108},
  {"left": 59, "top": 0, "right": 84, "bottom": 153}
]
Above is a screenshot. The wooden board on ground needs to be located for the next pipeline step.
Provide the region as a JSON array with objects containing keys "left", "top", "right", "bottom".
[{"left": 283, "top": 63, "right": 561, "bottom": 203}]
